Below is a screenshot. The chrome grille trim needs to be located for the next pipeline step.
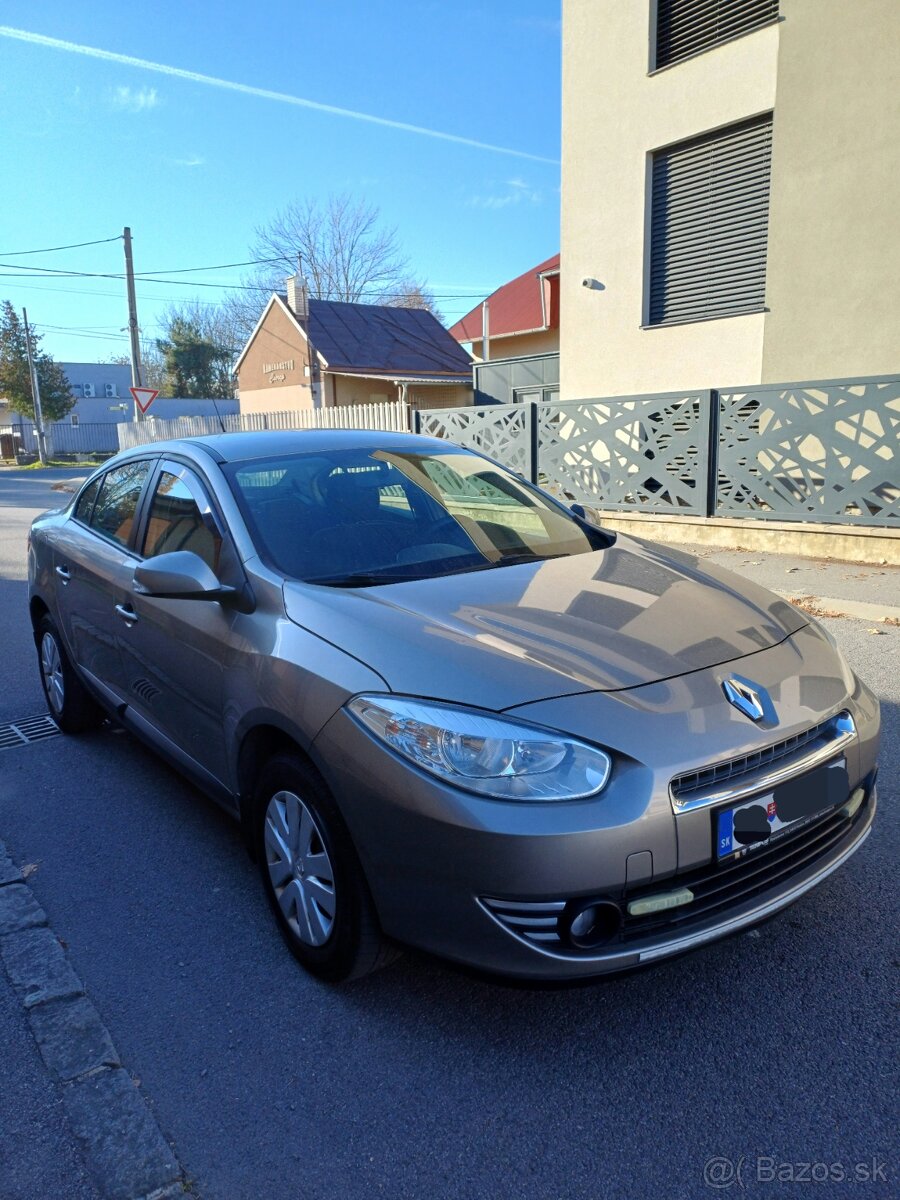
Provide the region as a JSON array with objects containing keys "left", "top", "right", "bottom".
[{"left": 670, "top": 711, "right": 856, "bottom": 812}]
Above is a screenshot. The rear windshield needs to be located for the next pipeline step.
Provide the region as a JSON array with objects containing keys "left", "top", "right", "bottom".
[{"left": 223, "top": 447, "right": 610, "bottom": 586}]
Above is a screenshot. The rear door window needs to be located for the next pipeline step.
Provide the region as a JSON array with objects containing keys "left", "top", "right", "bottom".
[{"left": 89, "top": 460, "right": 152, "bottom": 548}]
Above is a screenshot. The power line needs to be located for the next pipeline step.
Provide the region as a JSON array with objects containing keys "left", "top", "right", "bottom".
[
  {"left": 134, "top": 257, "right": 284, "bottom": 276},
  {"left": 0, "top": 270, "right": 487, "bottom": 303},
  {"left": 0, "top": 234, "right": 122, "bottom": 257},
  {"left": 36, "top": 328, "right": 130, "bottom": 343},
  {"left": 0, "top": 254, "right": 284, "bottom": 282},
  {"left": 0, "top": 257, "right": 490, "bottom": 300}
]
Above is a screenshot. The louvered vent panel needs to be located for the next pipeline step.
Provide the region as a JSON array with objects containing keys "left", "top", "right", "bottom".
[
  {"left": 656, "top": 0, "right": 779, "bottom": 69},
  {"left": 649, "top": 114, "right": 773, "bottom": 326}
]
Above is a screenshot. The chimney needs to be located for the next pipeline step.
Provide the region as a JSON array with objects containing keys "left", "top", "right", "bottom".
[{"left": 286, "top": 274, "right": 309, "bottom": 326}]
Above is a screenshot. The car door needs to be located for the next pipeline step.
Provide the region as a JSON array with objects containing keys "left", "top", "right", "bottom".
[
  {"left": 116, "top": 459, "right": 237, "bottom": 786},
  {"left": 53, "top": 458, "right": 156, "bottom": 709}
]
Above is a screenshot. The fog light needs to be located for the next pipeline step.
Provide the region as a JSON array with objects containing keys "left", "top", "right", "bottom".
[
  {"left": 840, "top": 787, "right": 866, "bottom": 820},
  {"left": 564, "top": 899, "right": 623, "bottom": 949}
]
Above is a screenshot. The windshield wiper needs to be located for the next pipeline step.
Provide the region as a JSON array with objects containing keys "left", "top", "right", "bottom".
[
  {"left": 491, "top": 552, "right": 569, "bottom": 567},
  {"left": 306, "top": 553, "right": 569, "bottom": 587},
  {"left": 305, "top": 571, "right": 424, "bottom": 588}
]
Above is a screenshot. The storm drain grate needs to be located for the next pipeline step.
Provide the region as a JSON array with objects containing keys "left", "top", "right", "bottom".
[{"left": 0, "top": 715, "right": 61, "bottom": 750}]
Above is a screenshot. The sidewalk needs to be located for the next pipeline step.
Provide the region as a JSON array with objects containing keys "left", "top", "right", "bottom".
[
  {"left": 0, "top": 969, "right": 102, "bottom": 1200},
  {"left": 674, "top": 541, "right": 900, "bottom": 624}
]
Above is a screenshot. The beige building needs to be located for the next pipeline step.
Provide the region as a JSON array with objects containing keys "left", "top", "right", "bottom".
[
  {"left": 236, "top": 282, "right": 472, "bottom": 415},
  {"left": 561, "top": 0, "right": 900, "bottom": 400}
]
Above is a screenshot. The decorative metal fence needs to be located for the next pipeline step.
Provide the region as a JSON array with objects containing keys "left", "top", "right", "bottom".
[
  {"left": 715, "top": 378, "right": 899, "bottom": 524},
  {"left": 116, "top": 401, "right": 411, "bottom": 449},
  {"left": 416, "top": 375, "right": 900, "bottom": 527},
  {"left": 417, "top": 403, "right": 532, "bottom": 477}
]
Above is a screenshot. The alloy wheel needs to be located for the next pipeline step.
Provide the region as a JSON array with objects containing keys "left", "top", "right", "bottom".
[
  {"left": 264, "top": 789, "right": 336, "bottom": 946},
  {"left": 40, "top": 632, "right": 64, "bottom": 715}
]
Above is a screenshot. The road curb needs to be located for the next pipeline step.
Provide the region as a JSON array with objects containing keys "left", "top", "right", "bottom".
[
  {"left": 776, "top": 591, "right": 900, "bottom": 625},
  {"left": 0, "top": 840, "right": 186, "bottom": 1199}
]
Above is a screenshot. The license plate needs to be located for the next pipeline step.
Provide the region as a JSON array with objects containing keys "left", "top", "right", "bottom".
[{"left": 715, "top": 760, "right": 849, "bottom": 860}]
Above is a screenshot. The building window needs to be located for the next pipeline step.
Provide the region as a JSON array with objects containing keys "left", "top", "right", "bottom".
[
  {"left": 648, "top": 114, "right": 773, "bottom": 327},
  {"left": 655, "top": 0, "right": 778, "bottom": 70},
  {"left": 70, "top": 414, "right": 79, "bottom": 426}
]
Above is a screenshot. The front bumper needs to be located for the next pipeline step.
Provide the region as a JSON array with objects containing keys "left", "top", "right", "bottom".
[
  {"left": 311, "top": 627, "right": 880, "bottom": 981},
  {"left": 478, "top": 781, "right": 876, "bottom": 976}
]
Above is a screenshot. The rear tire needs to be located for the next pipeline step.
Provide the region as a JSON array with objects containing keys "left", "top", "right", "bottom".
[
  {"left": 36, "top": 616, "right": 103, "bottom": 734},
  {"left": 254, "top": 753, "right": 398, "bottom": 982}
]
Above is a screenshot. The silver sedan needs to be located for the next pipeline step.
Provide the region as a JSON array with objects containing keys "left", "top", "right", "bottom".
[{"left": 27, "top": 431, "right": 880, "bottom": 981}]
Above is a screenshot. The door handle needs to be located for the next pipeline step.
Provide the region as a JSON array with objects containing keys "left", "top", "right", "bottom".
[
  {"left": 55, "top": 565, "right": 71, "bottom": 582},
  {"left": 114, "top": 603, "right": 138, "bottom": 624}
]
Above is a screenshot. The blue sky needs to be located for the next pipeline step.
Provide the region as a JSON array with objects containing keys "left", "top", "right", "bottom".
[{"left": 0, "top": 1, "right": 561, "bottom": 363}]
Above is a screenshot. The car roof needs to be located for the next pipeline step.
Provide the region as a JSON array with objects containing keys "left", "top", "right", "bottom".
[{"left": 114, "top": 428, "right": 461, "bottom": 466}]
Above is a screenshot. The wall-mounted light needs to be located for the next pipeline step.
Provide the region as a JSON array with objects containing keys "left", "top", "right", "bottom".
[{"left": 582, "top": 278, "right": 605, "bottom": 291}]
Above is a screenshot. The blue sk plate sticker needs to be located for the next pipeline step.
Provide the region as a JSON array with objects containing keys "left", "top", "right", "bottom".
[{"left": 716, "top": 760, "right": 849, "bottom": 860}]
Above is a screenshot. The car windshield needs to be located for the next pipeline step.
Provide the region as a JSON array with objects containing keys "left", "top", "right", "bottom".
[{"left": 224, "top": 447, "right": 610, "bottom": 586}]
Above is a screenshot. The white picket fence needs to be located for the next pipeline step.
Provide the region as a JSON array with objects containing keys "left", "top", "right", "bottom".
[{"left": 116, "top": 401, "right": 411, "bottom": 450}]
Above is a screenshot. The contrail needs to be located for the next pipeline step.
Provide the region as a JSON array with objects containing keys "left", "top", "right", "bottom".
[{"left": 0, "top": 26, "right": 559, "bottom": 165}]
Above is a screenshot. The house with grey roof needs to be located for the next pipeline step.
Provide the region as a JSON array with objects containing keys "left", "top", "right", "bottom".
[{"left": 234, "top": 278, "right": 473, "bottom": 415}]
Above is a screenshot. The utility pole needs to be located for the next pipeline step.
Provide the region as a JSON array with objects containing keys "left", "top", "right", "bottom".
[
  {"left": 123, "top": 226, "right": 145, "bottom": 422},
  {"left": 22, "top": 308, "right": 48, "bottom": 466}
]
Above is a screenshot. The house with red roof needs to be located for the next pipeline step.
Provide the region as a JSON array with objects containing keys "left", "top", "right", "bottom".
[{"left": 448, "top": 254, "right": 560, "bottom": 362}]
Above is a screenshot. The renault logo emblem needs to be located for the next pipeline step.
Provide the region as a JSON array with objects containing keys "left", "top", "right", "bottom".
[{"left": 722, "top": 676, "right": 769, "bottom": 722}]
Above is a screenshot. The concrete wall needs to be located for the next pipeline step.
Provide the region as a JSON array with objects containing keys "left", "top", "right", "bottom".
[
  {"left": 236, "top": 299, "right": 315, "bottom": 415},
  {"left": 762, "top": 0, "right": 900, "bottom": 381}
]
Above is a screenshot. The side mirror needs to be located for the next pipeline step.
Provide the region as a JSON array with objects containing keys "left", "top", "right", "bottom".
[{"left": 134, "top": 550, "right": 247, "bottom": 608}]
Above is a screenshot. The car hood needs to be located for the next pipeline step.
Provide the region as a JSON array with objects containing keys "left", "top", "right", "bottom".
[{"left": 282, "top": 536, "right": 808, "bottom": 711}]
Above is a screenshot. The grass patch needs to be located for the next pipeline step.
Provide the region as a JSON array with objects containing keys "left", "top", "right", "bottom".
[{"left": 19, "top": 458, "right": 103, "bottom": 470}]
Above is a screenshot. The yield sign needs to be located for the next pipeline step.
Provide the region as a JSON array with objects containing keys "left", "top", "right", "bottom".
[{"left": 130, "top": 386, "right": 159, "bottom": 414}]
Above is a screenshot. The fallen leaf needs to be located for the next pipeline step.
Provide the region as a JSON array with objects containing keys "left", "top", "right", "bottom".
[
  {"left": 21, "top": 862, "right": 39, "bottom": 879},
  {"left": 788, "top": 596, "right": 845, "bottom": 619},
  {"left": 867, "top": 628, "right": 885, "bottom": 635}
]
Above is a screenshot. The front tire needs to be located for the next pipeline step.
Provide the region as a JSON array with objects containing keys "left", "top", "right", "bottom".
[
  {"left": 254, "top": 753, "right": 397, "bottom": 982},
  {"left": 36, "top": 616, "right": 103, "bottom": 734}
]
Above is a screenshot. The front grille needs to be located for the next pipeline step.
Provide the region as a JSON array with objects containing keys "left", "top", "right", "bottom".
[
  {"left": 671, "top": 712, "right": 850, "bottom": 803},
  {"left": 621, "top": 789, "right": 870, "bottom": 943}
]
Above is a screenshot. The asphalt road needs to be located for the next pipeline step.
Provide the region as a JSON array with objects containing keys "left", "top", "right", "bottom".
[{"left": 1, "top": 467, "right": 897, "bottom": 1199}]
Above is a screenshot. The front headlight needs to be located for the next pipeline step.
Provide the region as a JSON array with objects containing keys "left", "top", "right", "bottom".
[{"left": 347, "top": 695, "right": 611, "bottom": 802}]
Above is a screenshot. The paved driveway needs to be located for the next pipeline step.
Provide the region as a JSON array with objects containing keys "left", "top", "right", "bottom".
[{"left": 1, "top": 468, "right": 896, "bottom": 1199}]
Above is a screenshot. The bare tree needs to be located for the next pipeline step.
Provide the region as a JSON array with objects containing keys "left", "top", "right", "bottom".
[
  {"left": 388, "top": 281, "right": 443, "bottom": 323},
  {"left": 252, "top": 193, "right": 410, "bottom": 301},
  {"left": 222, "top": 193, "right": 437, "bottom": 342}
]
